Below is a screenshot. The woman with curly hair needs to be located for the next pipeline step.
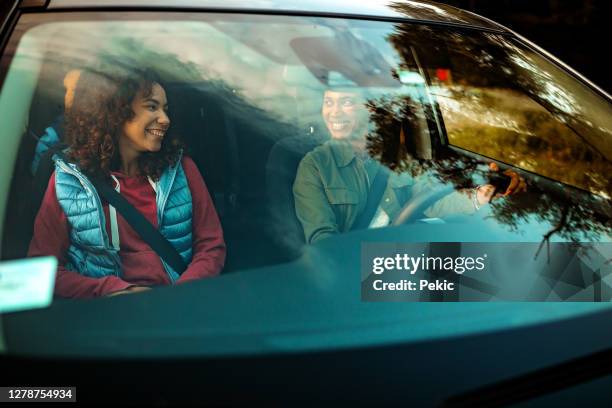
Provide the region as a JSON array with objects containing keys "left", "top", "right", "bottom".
[{"left": 28, "top": 67, "right": 226, "bottom": 298}]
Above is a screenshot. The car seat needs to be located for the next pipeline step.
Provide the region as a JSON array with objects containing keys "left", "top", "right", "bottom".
[
  {"left": 265, "top": 126, "right": 328, "bottom": 259},
  {"left": 166, "top": 83, "right": 240, "bottom": 220}
]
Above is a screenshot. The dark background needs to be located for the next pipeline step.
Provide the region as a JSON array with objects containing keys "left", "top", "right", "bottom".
[{"left": 437, "top": 0, "right": 611, "bottom": 95}]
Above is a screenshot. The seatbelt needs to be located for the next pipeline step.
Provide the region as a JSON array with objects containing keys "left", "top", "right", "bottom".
[
  {"left": 91, "top": 176, "right": 187, "bottom": 275},
  {"left": 56, "top": 152, "right": 187, "bottom": 274},
  {"left": 351, "top": 164, "right": 389, "bottom": 231},
  {"left": 107, "top": 175, "right": 158, "bottom": 252}
]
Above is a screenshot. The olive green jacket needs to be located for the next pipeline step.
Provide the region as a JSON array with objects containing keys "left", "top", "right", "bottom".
[{"left": 293, "top": 140, "right": 476, "bottom": 244}]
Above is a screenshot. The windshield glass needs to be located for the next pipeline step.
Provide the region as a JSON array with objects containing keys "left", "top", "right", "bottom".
[
  {"left": 414, "top": 27, "right": 612, "bottom": 197},
  {"left": 0, "top": 12, "right": 611, "bottom": 357}
]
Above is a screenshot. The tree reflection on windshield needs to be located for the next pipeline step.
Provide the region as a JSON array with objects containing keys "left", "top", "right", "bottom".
[{"left": 363, "top": 22, "right": 611, "bottom": 244}]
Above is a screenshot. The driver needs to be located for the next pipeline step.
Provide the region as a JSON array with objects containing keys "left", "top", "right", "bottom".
[{"left": 292, "top": 88, "right": 523, "bottom": 244}]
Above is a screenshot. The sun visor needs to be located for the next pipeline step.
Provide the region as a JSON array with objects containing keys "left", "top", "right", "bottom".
[{"left": 290, "top": 33, "right": 401, "bottom": 89}]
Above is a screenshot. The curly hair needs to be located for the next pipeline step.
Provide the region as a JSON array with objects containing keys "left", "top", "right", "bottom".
[{"left": 65, "top": 67, "right": 183, "bottom": 181}]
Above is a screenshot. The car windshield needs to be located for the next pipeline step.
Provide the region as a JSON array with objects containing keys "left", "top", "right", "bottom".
[{"left": 0, "top": 11, "right": 611, "bottom": 357}]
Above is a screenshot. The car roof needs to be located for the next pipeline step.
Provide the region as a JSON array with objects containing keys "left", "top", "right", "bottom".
[{"left": 45, "top": 0, "right": 507, "bottom": 32}]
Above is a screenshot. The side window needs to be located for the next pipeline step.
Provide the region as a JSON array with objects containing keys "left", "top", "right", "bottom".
[
  {"left": 437, "top": 81, "right": 603, "bottom": 187},
  {"left": 421, "top": 31, "right": 611, "bottom": 197}
]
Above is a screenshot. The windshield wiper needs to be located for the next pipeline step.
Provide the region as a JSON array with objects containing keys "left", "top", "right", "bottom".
[{"left": 442, "top": 346, "right": 612, "bottom": 407}]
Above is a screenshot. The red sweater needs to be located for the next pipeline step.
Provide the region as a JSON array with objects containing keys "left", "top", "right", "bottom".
[{"left": 28, "top": 157, "right": 226, "bottom": 298}]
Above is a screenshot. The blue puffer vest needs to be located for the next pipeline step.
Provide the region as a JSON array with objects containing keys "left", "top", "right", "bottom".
[{"left": 52, "top": 151, "right": 193, "bottom": 283}]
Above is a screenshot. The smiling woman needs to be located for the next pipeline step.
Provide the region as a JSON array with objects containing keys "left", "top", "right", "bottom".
[
  {"left": 26, "top": 66, "right": 227, "bottom": 298},
  {"left": 321, "top": 90, "right": 368, "bottom": 141},
  {"left": 120, "top": 81, "right": 171, "bottom": 174},
  {"left": 65, "top": 68, "right": 181, "bottom": 181}
]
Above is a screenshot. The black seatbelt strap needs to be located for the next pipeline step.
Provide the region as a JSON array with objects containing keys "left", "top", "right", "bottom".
[
  {"left": 351, "top": 164, "right": 389, "bottom": 231},
  {"left": 56, "top": 152, "right": 187, "bottom": 274},
  {"left": 92, "top": 179, "right": 187, "bottom": 274}
]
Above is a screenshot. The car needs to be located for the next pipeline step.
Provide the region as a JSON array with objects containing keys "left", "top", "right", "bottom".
[{"left": 0, "top": 0, "right": 611, "bottom": 405}]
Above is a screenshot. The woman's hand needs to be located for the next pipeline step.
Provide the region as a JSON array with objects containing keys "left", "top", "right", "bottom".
[
  {"left": 106, "top": 286, "right": 151, "bottom": 297},
  {"left": 489, "top": 162, "right": 527, "bottom": 197},
  {"left": 476, "top": 184, "right": 496, "bottom": 206},
  {"left": 474, "top": 163, "right": 527, "bottom": 207}
]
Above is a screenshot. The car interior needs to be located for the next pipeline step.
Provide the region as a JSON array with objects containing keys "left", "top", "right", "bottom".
[
  {"left": 1, "top": 14, "right": 610, "bottom": 284},
  {"left": 0, "top": 75, "right": 305, "bottom": 273},
  {"left": 0, "top": 19, "right": 436, "bottom": 275}
]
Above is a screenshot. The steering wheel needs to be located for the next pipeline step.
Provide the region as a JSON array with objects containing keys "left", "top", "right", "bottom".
[{"left": 391, "top": 184, "right": 456, "bottom": 225}]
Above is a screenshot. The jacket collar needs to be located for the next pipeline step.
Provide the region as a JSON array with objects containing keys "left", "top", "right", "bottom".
[
  {"left": 329, "top": 140, "right": 357, "bottom": 168},
  {"left": 327, "top": 140, "right": 415, "bottom": 188}
]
